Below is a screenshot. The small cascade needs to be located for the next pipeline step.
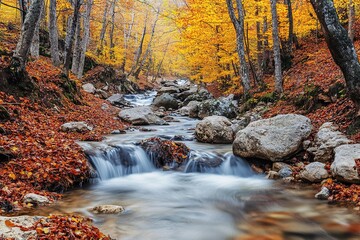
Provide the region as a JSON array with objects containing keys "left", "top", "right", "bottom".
[
  {"left": 184, "top": 151, "right": 254, "bottom": 177},
  {"left": 87, "top": 145, "right": 156, "bottom": 180},
  {"left": 123, "top": 90, "right": 157, "bottom": 106}
]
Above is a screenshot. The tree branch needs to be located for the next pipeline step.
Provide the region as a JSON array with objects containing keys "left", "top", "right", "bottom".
[{"left": 0, "top": 1, "right": 26, "bottom": 13}]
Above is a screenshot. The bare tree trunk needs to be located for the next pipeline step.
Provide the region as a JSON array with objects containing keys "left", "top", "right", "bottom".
[
  {"left": 129, "top": 15, "right": 147, "bottom": 76},
  {"left": 97, "top": 0, "right": 108, "bottom": 56},
  {"left": 63, "top": 0, "right": 81, "bottom": 77},
  {"left": 348, "top": 0, "right": 355, "bottom": 41},
  {"left": 12, "top": 0, "right": 43, "bottom": 76},
  {"left": 120, "top": 11, "right": 135, "bottom": 72},
  {"left": 133, "top": 11, "right": 159, "bottom": 79},
  {"left": 256, "top": 1, "right": 263, "bottom": 82},
  {"left": 18, "top": 0, "right": 28, "bottom": 24},
  {"left": 109, "top": 0, "right": 117, "bottom": 59},
  {"left": 310, "top": 0, "right": 360, "bottom": 113},
  {"left": 270, "top": 0, "right": 283, "bottom": 94},
  {"left": 71, "top": 16, "right": 82, "bottom": 75},
  {"left": 49, "top": 0, "right": 60, "bottom": 66},
  {"left": 245, "top": 22, "right": 259, "bottom": 86},
  {"left": 226, "top": 0, "right": 251, "bottom": 97},
  {"left": 30, "top": 0, "right": 43, "bottom": 58},
  {"left": 77, "top": 0, "right": 93, "bottom": 78},
  {"left": 262, "top": 16, "right": 271, "bottom": 74}
]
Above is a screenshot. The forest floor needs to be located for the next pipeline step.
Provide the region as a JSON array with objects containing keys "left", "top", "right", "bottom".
[
  {"left": 0, "top": 22, "right": 125, "bottom": 238},
  {"left": 1, "top": 20, "right": 360, "bottom": 238}
]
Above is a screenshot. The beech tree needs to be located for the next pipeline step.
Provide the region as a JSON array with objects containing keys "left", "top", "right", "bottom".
[
  {"left": 11, "top": 0, "right": 43, "bottom": 78},
  {"left": 310, "top": 0, "right": 360, "bottom": 113},
  {"left": 270, "top": 0, "right": 283, "bottom": 94},
  {"left": 49, "top": 0, "right": 60, "bottom": 66},
  {"left": 226, "top": 0, "right": 251, "bottom": 96}
]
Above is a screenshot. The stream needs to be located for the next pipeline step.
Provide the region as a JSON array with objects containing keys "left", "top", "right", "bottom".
[{"left": 36, "top": 90, "right": 360, "bottom": 240}]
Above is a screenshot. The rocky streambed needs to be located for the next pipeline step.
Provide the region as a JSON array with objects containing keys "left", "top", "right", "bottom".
[{"left": 2, "top": 79, "right": 360, "bottom": 239}]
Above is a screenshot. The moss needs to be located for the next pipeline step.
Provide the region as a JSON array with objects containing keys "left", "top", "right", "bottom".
[
  {"left": 258, "top": 92, "right": 277, "bottom": 103},
  {"left": 293, "top": 83, "right": 321, "bottom": 111},
  {"left": 346, "top": 117, "right": 360, "bottom": 135}
]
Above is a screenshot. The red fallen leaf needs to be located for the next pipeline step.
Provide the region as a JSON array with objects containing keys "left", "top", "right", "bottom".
[{"left": 5, "top": 220, "right": 16, "bottom": 228}]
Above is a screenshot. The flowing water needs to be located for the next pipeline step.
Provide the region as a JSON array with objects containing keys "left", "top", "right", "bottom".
[{"left": 36, "top": 91, "right": 360, "bottom": 240}]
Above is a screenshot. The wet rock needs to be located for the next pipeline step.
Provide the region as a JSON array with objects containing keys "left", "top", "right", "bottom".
[
  {"left": 308, "top": 122, "right": 352, "bottom": 162},
  {"left": 266, "top": 171, "right": 280, "bottom": 179},
  {"left": 106, "top": 94, "right": 131, "bottom": 107},
  {"left": 158, "top": 86, "right": 180, "bottom": 94},
  {"left": 153, "top": 93, "right": 179, "bottom": 110},
  {"left": 91, "top": 205, "right": 124, "bottom": 214},
  {"left": 95, "top": 89, "right": 109, "bottom": 99},
  {"left": 171, "top": 135, "right": 194, "bottom": 141},
  {"left": 272, "top": 162, "right": 291, "bottom": 172},
  {"left": 0, "top": 216, "right": 43, "bottom": 240},
  {"left": 331, "top": 144, "right": 360, "bottom": 184},
  {"left": 138, "top": 137, "right": 190, "bottom": 169},
  {"left": 174, "top": 86, "right": 197, "bottom": 101},
  {"left": 60, "top": 121, "right": 93, "bottom": 132},
  {"left": 119, "top": 106, "right": 167, "bottom": 125},
  {"left": 315, "top": 187, "right": 330, "bottom": 200},
  {"left": 178, "top": 101, "right": 200, "bottom": 117},
  {"left": 23, "top": 193, "right": 50, "bottom": 205},
  {"left": 183, "top": 88, "right": 213, "bottom": 105},
  {"left": 197, "top": 96, "right": 238, "bottom": 119},
  {"left": 233, "top": 114, "right": 312, "bottom": 161},
  {"left": 195, "top": 116, "right": 234, "bottom": 143},
  {"left": 299, "top": 162, "right": 329, "bottom": 183},
  {"left": 279, "top": 167, "right": 293, "bottom": 178},
  {"left": 162, "top": 116, "right": 179, "bottom": 122},
  {"left": 111, "top": 129, "right": 126, "bottom": 134},
  {"left": 82, "top": 83, "right": 96, "bottom": 93}
]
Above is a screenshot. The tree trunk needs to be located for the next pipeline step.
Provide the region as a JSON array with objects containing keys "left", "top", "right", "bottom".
[
  {"left": 262, "top": 16, "right": 271, "bottom": 74},
  {"left": 71, "top": 15, "right": 82, "bottom": 75},
  {"left": 270, "top": 0, "right": 283, "bottom": 94},
  {"left": 63, "top": 0, "right": 82, "bottom": 77},
  {"left": 120, "top": 11, "right": 135, "bottom": 72},
  {"left": 129, "top": 15, "right": 147, "bottom": 76},
  {"left": 30, "top": 0, "right": 43, "bottom": 58},
  {"left": 348, "top": 0, "right": 355, "bottom": 42},
  {"left": 18, "top": 0, "right": 28, "bottom": 24},
  {"left": 12, "top": 0, "right": 43, "bottom": 76},
  {"left": 97, "top": 0, "right": 108, "bottom": 56},
  {"left": 77, "top": 0, "right": 93, "bottom": 78},
  {"left": 109, "top": 0, "right": 117, "bottom": 60},
  {"left": 255, "top": 0, "right": 263, "bottom": 82},
  {"left": 49, "top": 0, "right": 60, "bottom": 66},
  {"left": 310, "top": 0, "right": 360, "bottom": 113},
  {"left": 226, "top": 0, "right": 251, "bottom": 97}
]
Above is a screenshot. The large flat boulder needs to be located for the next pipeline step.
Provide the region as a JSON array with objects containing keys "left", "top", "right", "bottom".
[
  {"left": 195, "top": 116, "right": 234, "bottom": 143},
  {"left": 307, "top": 122, "right": 352, "bottom": 162},
  {"left": 233, "top": 114, "right": 312, "bottom": 161},
  {"left": 153, "top": 93, "right": 179, "bottom": 110},
  {"left": 330, "top": 144, "right": 360, "bottom": 184},
  {"left": 118, "top": 106, "right": 166, "bottom": 125}
]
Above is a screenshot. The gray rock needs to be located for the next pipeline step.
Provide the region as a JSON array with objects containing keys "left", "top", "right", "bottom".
[
  {"left": 119, "top": 106, "right": 167, "bottom": 125},
  {"left": 91, "top": 205, "right": 124, "bottom": 214},
  {"left": 174, "top": 86, "right": 198, "bottom": 101},
  {"left": 272, "top": 162, "right": 291, "bottom": 172},
  {"left": 233, "top": 114, "right": 312, "bottom": 161},
  {"left": 106, "top": 94, "right": 131, "bottom": 107},
  {"left": 23, "top": 193, "right": 50, "bottom": 205},
  {"left": 82, "top": 83, "right": 96, "bottom": 93},
  {"left": 183, "top": 88, "right": 213, "bottom": 105},
  {"left": 197, "top": 96, "right": 238, "bottom": 119},
  {"left": 315, "top": 187, "right": 330, "bottom": 200},
  {"left": 299, "top": 162, "right": 329, "bottom": 183},
  {"left": 331, "top": 144, "right": 360, "bottom": 183},
  {"left": 308, "top": 122, "right": 352, "bottom": 162},
  {"left": 195, "top": 116, "right": 234, "bottom": 143},
  {"left": 60, "top": 121, "right": 93, "bottom": 132},
  {"left": 158, "top": 86, "right": 180, "bottom": 94},
  {"left": 95, "top": 89, "right": 108, "bottom": 99},
  {"left": 101, "top": 103, "right": 109, "bottom": 110},
  {"left": 279, "top": 167, "right": 293, "bottom": 178},
  {"left": 153, "top": 93, "right": 179, "bottom": 110},
  {"left": 0, "top": 216, "right": 43, "bottom": 240},
  {"left": 266, "top": 171, "right": 280, "bottom": 179},
  {"left": 178, "top": 101, "right": 200, "bottom": 117}
]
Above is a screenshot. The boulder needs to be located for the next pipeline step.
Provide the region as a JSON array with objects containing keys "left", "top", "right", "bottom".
[
  {"left": 153, "top": 93, "right": 179, "bottom": 110},
  {"left": 178, "top": 101, "right": 200, "bottom": 117},
  {"left": 197, "top": 95, "right": 238, "bottom": 119},
  {"left": 299, "top": 162, "right": 329, "bottom": 183},
  {"left": 106, "top": 94, "right": 131, "bottom": 107},
  {"left": 138, "top": 137, "right": 190, "bottom": 169},
  {"left": 91, "top": 205, "right": 124, "bottom": 214},
  {"left": 330, "top": 144, "right": 360, "bottom": 184},
  {"left": 158, "top": 86, "right": 180, "bottom": 94},
  {"left": 233, "top": 114, "right": 312, "bottom": 161},
  {"left": 0, "top": 216, "right": 42, "bottom": 240},
  {"left": 60, "top": 122, "right": 93, "bottom": 132},
  {"left": 279, "top": 167, "right": 293, "bottom": 178},
  {"left": 95, "top": 89, "right": 108, "bottom": 99},
  {"left": 119, "top": 106, "right": 167, "bottom": 125},
  {"left": 82, "top": 83, "right": 96, "bottom": 94},
  {"left": 195, "top": 116, "right": 234, "bottom": 144},
  {"left": 23, "top": 193, "right": 50, "bottom": 205},
  {"left": 183, "top": 88, "right": 213, "bottom": 105},
  {"left": 308, "top": 122, "right": 352, "bottom": 162},
  {"left": 174, "top": 86, "right": 198, "bottom": 101}
]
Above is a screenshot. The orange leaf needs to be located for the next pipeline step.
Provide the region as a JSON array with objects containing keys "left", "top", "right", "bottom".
[{"left": 5, "top": 220, "right": 15, "bottom": 228}]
